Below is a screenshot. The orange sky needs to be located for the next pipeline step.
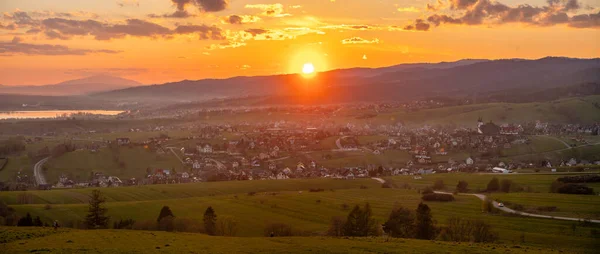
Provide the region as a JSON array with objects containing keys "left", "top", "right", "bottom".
[{"left": 0, "top": 0, "right": 599, "bottom": 85}]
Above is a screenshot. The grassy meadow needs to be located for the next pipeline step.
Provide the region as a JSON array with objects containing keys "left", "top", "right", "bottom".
[
  {"left": 1, "top": 227, "right": 572, "bottom": 254},
  {"left": 1, "top": 175, "right": 599, "bottom": 252}
]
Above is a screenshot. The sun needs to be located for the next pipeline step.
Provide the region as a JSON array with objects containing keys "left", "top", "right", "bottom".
[{"left": 302, "top": 63, "right": 315, "bottom": 74}]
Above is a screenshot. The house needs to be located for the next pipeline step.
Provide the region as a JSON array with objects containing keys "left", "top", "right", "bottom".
[
  {"left": 192, "top": 160, "right": 202, "bottom": 169},
  {"left": 197, "top": 144, "right": 213, "bottom": 154},
  {"left": 491, "top": 167, "right": 510, "bottom": 174},
  {"left": 276, "top": 172, "right": 289, "bottom": 180},
  {"left": 116, "top": 138, "right": 131, "bottom": 146},
  {"left": 466, "top": 157, "right": 474, "bottom": 165}
]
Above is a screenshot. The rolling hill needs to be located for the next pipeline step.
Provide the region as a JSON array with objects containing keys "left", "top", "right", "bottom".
[
  {"left": 0, "top": 75, "right": 142, "bottom": 96},
  {"left": 94, "top": 57, "right": 600, "bottom": 103}
]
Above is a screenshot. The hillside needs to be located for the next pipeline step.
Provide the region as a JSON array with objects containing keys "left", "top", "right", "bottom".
[
  {"left": 94, "top": 57, "right": 600, "bottom": 103},
  {"left": 0, "top": 75, "right": 142, "bottom": 96},
  {"left": 0, "top": 227, "right": 564, "bottom": 254}
]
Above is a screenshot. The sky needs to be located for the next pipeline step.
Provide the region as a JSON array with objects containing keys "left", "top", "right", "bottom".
[{"left": 0, "top": 0, "right": 598, "bottom": 85}]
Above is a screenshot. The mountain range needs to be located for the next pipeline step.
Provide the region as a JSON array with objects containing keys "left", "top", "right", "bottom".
[
  {"left": 0, "top": 75, "right": 142, "bottom": 96},
  {"left": 94, "top": 57, "right": 600, "bottom": 104}
]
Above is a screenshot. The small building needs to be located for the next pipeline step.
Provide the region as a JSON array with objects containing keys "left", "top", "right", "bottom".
[{"left": 116, "top": 138, "right": 131, "bottom": 146}]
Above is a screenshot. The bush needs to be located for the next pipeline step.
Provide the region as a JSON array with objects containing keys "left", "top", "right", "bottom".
[
  {"left": 557, "top": 183, "right": 594, "bottom": 195},
  {"left": 309, "top": 188, "right": 324, "bottom": 192},
  {"left": 327, "top": 216, "right": 346, "bottom": 237},
  {"left": 247, "top": 192, "right": 256, "bottom": 196},
  {"left": 486, "top": 177, "right": 499, "bottom": 192},
  {"left": 113, "top": 219, "right": 135, "bottom": 229},
  {"left": 421, "top": 193, "right": 455, "bottom": 202},
  {"left": 443, "top": 217, "right": 497, "bottom": 243},
  {"left": 432, "top": 180, "right": 445, "bottom": 190},
  {"left": 216, "top": 216, "right": 238, "bottom": 236},
  {"left": 132, "top": 220, "right": 157, "bottom": 231},
  {"left": 500, "top": 179, "right": 513, "bottom": 193},
  {"left": 264, "top": 222, "right": 293, "bottom": 237},
  {"left": 551, "top": 181, "right": 595, "bottom": 195},
  {"left": 157, "top": 215, "right": 175, "bottom": 232},
  {"left": 173, "top": 218, "right": 203, "bottom": 233},
  {"left": 557, "top": 175, "right": 600, "bottom": 183},
  {"left": 456, "top": 180, "right": 469, "bottom": 193},
  {"left": 422, "top": 187, "right": 434, "bottom": 195}
]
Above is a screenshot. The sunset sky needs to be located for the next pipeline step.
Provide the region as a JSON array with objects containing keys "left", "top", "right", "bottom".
[{"left": 1, "top": 0, "right": 599, "bottom": 85}]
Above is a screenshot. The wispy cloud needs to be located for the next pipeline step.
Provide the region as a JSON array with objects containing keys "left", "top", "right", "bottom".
[
  {"left": 341, "top": 37, "right": 380, "bottom": 44},
  {"left": 0, "top": 37, "right": 121, "bottom": 56}
]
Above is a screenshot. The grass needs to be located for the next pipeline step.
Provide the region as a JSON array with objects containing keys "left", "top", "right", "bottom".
[
  {"left": 0, "top": 227, "right": 570, "bottom": 254},
  {"left": 3, "top": 175, "right": 599, "bottom": 252},
  {"left": 0, "top": 155, "right": 31, "bottom": 181},
  {"left": 0, "top": 178, "right": 381, "bottom": 205},
  {"left": 44, "top": 146, "right": 183, "bottom": 183},
  {"left": 490, "top": 192, "right": 600, "bottom": 220},
  {"left": 501, "top": 136, "right": 568, "bottom": 157}
]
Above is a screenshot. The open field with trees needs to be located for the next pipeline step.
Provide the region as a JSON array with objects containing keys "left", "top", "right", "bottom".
[
  {"left": 1, "top": 175, "right": 598, "bottom": 252},
  {"left": 0, "top": 227, "right": 571, "bottom": 254}
]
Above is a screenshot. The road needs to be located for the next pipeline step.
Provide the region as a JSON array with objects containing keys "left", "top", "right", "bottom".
[
  {"left": 166, "top": 147, "right": 184, "bottom": 164},
  {"left": 208, "top": 158, "right": 227, "bottom": 170},
  {"left": 370, "top": 178, "right": 599, "bottom": 223},
  {"left": 33, "top": 157, "right": 50, "bottom": 185},
  {"left": 335, "top": 136, "right": 349, "bottom": 150},
  {"left": 434, "top": 191, "right": 600, "bottom": 224}
]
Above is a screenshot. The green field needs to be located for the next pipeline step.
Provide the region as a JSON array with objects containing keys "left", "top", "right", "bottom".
[
  {"left": 44, "top": 146, "right": 183, "bottom": 183},
  {"left": 1, "top": 175, "right": 599, "bottom": 252},
  {"left": 0, "top": 227, "right": 568, "bottom": 254},
  {"left": 491, "top": 192, "right": 600, "bottom": 219}
]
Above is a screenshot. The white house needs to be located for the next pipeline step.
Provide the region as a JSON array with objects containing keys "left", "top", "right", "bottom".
[
  {"left": 197, "top": 144, "right": 213, "bottom": 154},
  {"left": 492, "top": 167, "right": 510, "bottom": 174},
  {"left": 466, "top": 157, "right": 474, "bottom": 165}
]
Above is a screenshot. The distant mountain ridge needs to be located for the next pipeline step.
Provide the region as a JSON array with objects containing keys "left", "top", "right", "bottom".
[
  {"left": 94, "top": 57, "right": 600, "bottom": 104},
  {"left": 0, "top": 75, "right": 142, "bottom": 96}
]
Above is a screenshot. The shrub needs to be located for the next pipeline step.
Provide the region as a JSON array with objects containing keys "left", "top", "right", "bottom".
[
  {"left": 132, "top": 220, "right": 157, "bottom": 231},
  {"left": 383, "top": 206, "right": 414, "bottom": 238},
  {"left": 557, "top": 175, "right": 600, "bottom": 183},
  {"left": 422, "top": 187, "right": 434, "bottom": 195},
  {"left": 343, "top": 203, "right": 379, "bottom": 237},
  {"left": 247, "top": 191, "right": 256, "bottom": 196},
  {"left": 44, "top": 204, "right": 52, "bottom": 210},
  {"left": 432, "top": 180, "right": 445, "bottom": 190},
  {"left": 216, "top": 216, "right": 238, "bottom": 236},
  {"left": 341, "top": 203, "right": 349, "bottom": 210},
  {"left": 157, "top": 215, "right": 175, "bottom": 232},
  {"left": 113, "top": 219, "right": 135, "bottom": 229},
  {"left": 421, "top": 193, "right": 455, "bottom": 202},
  {"left": 456, "top": 180, "right": 469, "bottom": 193},
  {"left": 500, "top": 179, "right": 513, "bottom": 193},
  {"left": 486, "top": 177, "right": 499, "bottom": 192},
  {"left": 264, "top": 222, "right": 293, "bottom": 237},
  {"left": 327, "top": 216, "right": 346, "bottom": 237},
  {"left": 173, "top": 218, "right": 203, "bottom": 233},
  {"left": 443, "top": 217, "right": 497, "bottom": 243},
  {"left": 552, "top": 182, "right": 595, "bottom": 195},
  {"left": 309, "top": 188, "right": 324, "bottom": 192}
]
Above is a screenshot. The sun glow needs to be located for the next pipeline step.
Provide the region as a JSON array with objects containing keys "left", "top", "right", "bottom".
[{"left": 302, "top": 63, "right": 315, "bottom": 74}]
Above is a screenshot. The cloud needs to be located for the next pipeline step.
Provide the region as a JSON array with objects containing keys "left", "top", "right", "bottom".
[
  {"left": 205, "top": 41, "right": 246, "bottom": 50},
  {"left": 407, "top": 0, "right": 598, "bottom": 30},
  {"left": 320, "top": 24, "right": 377, "bottom": 30},
  {"left": 38, "top": 17, "right": 225, "bottom": 40},
  {"left": 152, "top": 0, "right": 229, "bottom": 18},
  {"left": 245, "top": 4, "right": 290, "bottom": 17},
  {"left": 341, "top": 37, "right": 380, "bottom": 44},
  {"left": 397, "top": 7, "right": 420, "bottom": 13},
  {"left": 403, "top": 19, "right": 430, "bottom": 31},
  {"left": 220, "top": 15, "right": 261, "bottom": 25},
  {"left": 0, "top": 37, "right": 121, "bottom": 56},
  {"left": 171, "top": 0, "right": 229, "bottom": 13},
  {"left": 426, "top": 0, "right": 445, "bottom": 11},
  {"left": 117, "top": 0, "right": 140, "bottom": 7}
]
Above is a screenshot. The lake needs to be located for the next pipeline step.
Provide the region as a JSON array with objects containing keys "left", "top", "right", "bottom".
[{"left": 0, "top": 110, "right": 124, "bottom": 120}]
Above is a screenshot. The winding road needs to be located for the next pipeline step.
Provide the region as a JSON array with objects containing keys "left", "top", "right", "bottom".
[
  {"left": 371, "top": 178, "right": 600, "bottom": 224},
  {"left": 33, "top": 157, "right": 50, "bottom": 185}
]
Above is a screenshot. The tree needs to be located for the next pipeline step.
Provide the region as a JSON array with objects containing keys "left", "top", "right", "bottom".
[
  {"left": 85, "top": 190, "right": 109, "bottom": 229},
  {"left": 383, "top": 206, "right": 414, "bottom": 238},
  {"left": 445, "top": 216, "right": 472, "bottom": 242},
  {"left": 471, "top": 220, "right": 497, "bottom": 243},
  {"left": 33, "top": 216, "right": 43, "bottom": 227},
  {"left": 17, "top": 212, "right": 33, "bottom": 227},
  {"left": 327, "top": 216, "right": 346, "bottom": 237},
  {"left": 456, "top": 180, "right": 469, "bottom": 193},
  {"left": 432, "top": 180, "right": 445, "bottom": 190},
  {"left": 486, "top": 177, "right": 500, "bottom": 192},
  {"left": 203, "top": 206, "right": 217, "bottom": 236},
  {"left": 500, "top": 179, "right": 512, "bottom": 193},
  {"left": 414, "top": 203, "right": 436, "bottom": 240},
  {"left": 343, "top": 203, "right": 378, "bottom": 237},
  {"left": 157, "top": 206, "right": 175, "bottom": 222},
  {"left": 216, "top": 216, "right": 238, "bottom": 236}
]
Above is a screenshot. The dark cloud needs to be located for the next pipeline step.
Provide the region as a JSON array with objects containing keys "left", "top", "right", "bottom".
[
  {"left": 0, "top": 23, "right": 17, "bottom": 30},
  {"left": 39, "top": 18, "right": 225, "bottom": 40},
  {"left": 0, "top": 37, "right": 121, "bottom": 56},
  {"left": 172, "top": 0, "right": 228, "bottom": 12},
  {"left": 403, "top": 19, "right": 430, "bottom": 31},
  {"left": 173, "top": 25, "right": 225, "bottom": 39},
  {"left": 244, "top": 28, "right": 268, "bottom": 36},
  {"left": 569, "top": 11, "right": 600, "bottom": 28},
  {"left": 226, "top": 15, "right": 243, "bottom": 24},
  {"left": 3, "top": 11, "right": 38, "bottom": 26},
  {"left": 148, "top": 10, "right": 195, "bottom": 18},
  {"left": 410, "top": 0, "right": 595, "bottom": 31}
]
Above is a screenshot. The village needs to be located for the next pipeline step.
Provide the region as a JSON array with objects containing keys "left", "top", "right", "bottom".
[{"left": 15, "top": 115, "right": 595, "bottom": 190}]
